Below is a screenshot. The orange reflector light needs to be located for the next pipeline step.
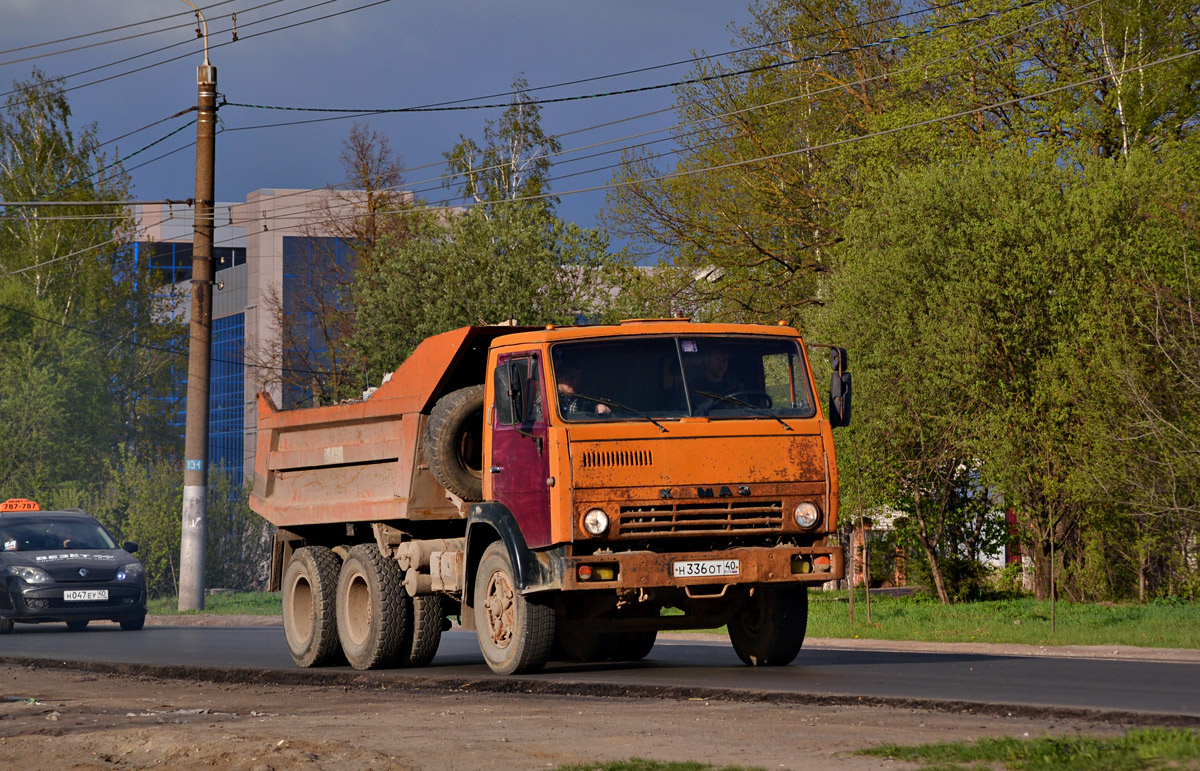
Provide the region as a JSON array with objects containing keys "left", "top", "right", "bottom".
[
  {"left": 813, "top": 555, "right": 832, "bottom": 572},
  {"left": 0, "top": 498, "right": 40, "bottom": 512},
  {"left": 578, "top": 565, "right": 593, "bottom": 581}
]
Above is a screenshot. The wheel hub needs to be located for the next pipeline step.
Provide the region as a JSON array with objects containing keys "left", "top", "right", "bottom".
[{"left": 483, "top": 571, "right": 515, "bottom": 648}]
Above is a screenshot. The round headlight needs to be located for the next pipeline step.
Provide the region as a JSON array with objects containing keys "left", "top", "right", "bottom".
[
  {"left": 793, "top": 502, "right": 821, "bottom": 529},
  {"left": 582, "top": 508, "right": 610, "bottom": 536}
]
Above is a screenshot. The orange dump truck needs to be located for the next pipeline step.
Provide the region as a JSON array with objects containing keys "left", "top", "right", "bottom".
[{"left": 250, "top": 320, "right": 850, "bottom": 675}]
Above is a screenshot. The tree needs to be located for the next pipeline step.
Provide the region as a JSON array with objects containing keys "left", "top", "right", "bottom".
[
  {"left": 0, "top": 70, "right": 183, "bottom": 497},
  {"left": 351, "top": 81, "right": 628, "bottom": 371},
  {"left": 248, "top": 123, "right": 418, "bottom": 404}
]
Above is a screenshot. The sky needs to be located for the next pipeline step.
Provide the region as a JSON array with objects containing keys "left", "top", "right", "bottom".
[{"left": 1, "top": 1, "right": 758, "bottom": 235}]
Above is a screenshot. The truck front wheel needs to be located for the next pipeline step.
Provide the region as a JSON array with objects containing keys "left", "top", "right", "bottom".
[
  {"left": 282, "top": 546, "right": 342, "bottom": 667},
  {"left": 474, "top": 542, "right": 555, "bottom": 674},
  {"left": 728, "top": 586, "right": 808, "bottom": 666},
  {"left": 335, "top": 544, "right": 409, "bottom": 670}
]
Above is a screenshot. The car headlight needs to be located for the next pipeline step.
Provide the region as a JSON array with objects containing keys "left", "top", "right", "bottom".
[
  {"left": 582, "top": 508, "right": 610, "bottom": 536},
  {"left": 793, "top": 502, "right": 821, "bottom": 529},
  {"left": 7, "top": 565, "right": 53, "bottom": 585},
  {"left": 116, "top": 563, "right": 143, "bottom": 581}
]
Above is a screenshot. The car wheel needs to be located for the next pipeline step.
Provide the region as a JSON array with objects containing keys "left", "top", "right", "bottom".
[
  {"left": 66, "top": 620, "right": 89, "bottom": 632},
  {"left": 119, "top": 614, "right": 146, "bottom": 631},
  {"left": 0, "top": 616, "right": 13, "bottom": 634}
]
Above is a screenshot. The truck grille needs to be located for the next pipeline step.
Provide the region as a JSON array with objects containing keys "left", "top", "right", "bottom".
[
  {"left": 616, "top": 500, "right": 783, "bottom": 538},
  {"left": 579, "top": 449, "right": 653, "bottom": 469}
]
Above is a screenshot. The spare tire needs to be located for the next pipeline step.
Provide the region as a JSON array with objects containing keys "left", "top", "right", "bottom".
[{"left": 424, "top": 385, "right": 485, "bottom": 501}]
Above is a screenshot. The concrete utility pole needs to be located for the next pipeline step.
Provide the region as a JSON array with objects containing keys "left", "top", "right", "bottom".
[{"left": 179, "top": 2, "right": 217, "bottom": 611}]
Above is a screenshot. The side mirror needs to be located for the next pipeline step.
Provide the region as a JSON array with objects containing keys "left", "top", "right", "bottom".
[
  {"left": 829, "top": 347, "right": 852, "bottom": 428},
  {"left": 508, "top": 361, "right": 525, "bottom": 424},
  {"left": 123, "top": 541, "right": 139, "bottom": 554}
]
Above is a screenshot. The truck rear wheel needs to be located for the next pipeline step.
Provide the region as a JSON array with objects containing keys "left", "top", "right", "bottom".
[
  {"left": 336, "top": 544, "right": 409, "bottom": 670},
  {"left": 402, "top": 594, "right": 443, "bottom": 667},
  {"left": 728, "top": 586, "right": 808, "bottom": 666},
  {"left": 474, "top": 542, "right": 555, "bottom": 674},
  {"left": 283, "top": 546, "right": 342, "bottom": 667},
  {"left": 424, "top": 385, "right": 485, "bottom": 501}
]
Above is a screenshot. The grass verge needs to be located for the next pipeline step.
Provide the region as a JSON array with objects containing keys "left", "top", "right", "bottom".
[
  {"left": 857, "top": 728, "right": 1200, "bottom": 770},
  {"left": 807, "top": 592, "right": 1200, "bottom": 649},
  {"left": 148, "top": 591, "right": 282, "bottom": 616},
  {"left": 557, "top": 761, "right": 762, "bottom": 771}
]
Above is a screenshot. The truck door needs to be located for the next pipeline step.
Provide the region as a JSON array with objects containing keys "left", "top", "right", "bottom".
[{"left": 491, "top": 353, "right": 552, "bottom": 548}]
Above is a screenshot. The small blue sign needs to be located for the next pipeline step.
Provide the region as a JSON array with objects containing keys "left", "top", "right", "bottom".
[{"left": 185, "top": 459, "right": 205, "bottom": 471}]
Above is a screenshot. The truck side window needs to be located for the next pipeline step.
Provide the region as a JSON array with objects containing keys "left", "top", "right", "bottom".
[
  {"left": 494, "top": 355, "right": 543, "bottom": 426},
  {"left": 495, "top": 364, "right": 515, "bottom": 425}
]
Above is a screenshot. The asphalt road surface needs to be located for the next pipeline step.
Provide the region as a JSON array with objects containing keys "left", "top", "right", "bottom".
[{"left": 2, "top": 623, "right": 1197, "bottom": 719}]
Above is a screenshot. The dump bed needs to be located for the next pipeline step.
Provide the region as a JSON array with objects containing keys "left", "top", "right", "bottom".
[{"left": 249, "top": 325, "right": 531, "bottom": 529}]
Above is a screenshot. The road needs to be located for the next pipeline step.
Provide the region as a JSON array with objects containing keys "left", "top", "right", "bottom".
[{"left": 2, "top": 622, "right": 1197, "bottom": 720}]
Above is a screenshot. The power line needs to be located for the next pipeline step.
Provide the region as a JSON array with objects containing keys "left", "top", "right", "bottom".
[
  {"left": 0, "top": 0, "right": 388, "bottom": 102},
  {"left": 0, "top": 300, "right": 334, "bottom": 377},
  {"left": 0, "top": 0, "right": 240, "bottom": 57},
  {"left": 222, "top": 0, "right": 1049, "bottom": 117},
  {"left": 0, "top": 0, "right": 284, "bottom": 69},
  {"left": 215, "top": 0, "right": 1093, "bottom": 228}
]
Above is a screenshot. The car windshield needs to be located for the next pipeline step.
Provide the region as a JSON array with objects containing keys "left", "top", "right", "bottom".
[
  {"left": 0, "top": 516, "right": 117, "bottom": 552},
  {"left": 550, "top": 335, "right": 816, "bottom": 423}
]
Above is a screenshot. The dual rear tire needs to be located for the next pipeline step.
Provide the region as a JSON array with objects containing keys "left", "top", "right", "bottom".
[{"left": 283, "top": 544, "right": 444, "bottom": 670}]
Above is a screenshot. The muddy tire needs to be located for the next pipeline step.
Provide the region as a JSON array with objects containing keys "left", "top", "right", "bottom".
[
  {"left": 0, "top": 617, "right": 11, "bottom": 634},
  {"left": 282, "top": 546, "right": 342, "bottom": 667},
  {"left": 424, "top": 385, "right": 485, "bottom": 501},
  {"left": 611, "top": 630, "right": 657, "bottom": 661},
  {"left": 474, "top": 542, "right": 555, "bottom": 675},
  {"left": 402, "top": 594, "right": 443, "bottom": 667},
  {"left": 119, "top": 614, "right": 146, "bottom": 631},
  {"left": 728, "top": 586, "right": 808, "bottom": 666},
  {"left": 336, "top": 544, "right": 408, "bottom": 670}
]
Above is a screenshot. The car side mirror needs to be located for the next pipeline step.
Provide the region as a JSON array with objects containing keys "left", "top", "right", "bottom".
[
  {"left": 123, "top": 541, "right": 139, "bottom": 554},
  {"left": 829, "top": 347, "right": 852, "bottom": 428}
]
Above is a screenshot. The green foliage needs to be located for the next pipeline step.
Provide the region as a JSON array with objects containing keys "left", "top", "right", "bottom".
[
  {"left": 89, "top": 451, "right": 182, "bottom": 598},
  {"left": 557, "top": 761, "right": 763, "bottom": 771},
  {"left": 148, "top": 590, "right": 281, "bottom": 616},
  {"left": 859, "top": 728, "right": 1200, "bottom": 771},
  {"left": 807, "top": 593, "right": 1200, "bottom": 649},
  {"left": 351, "top": 86, "right": 630, "bottom": 371},
  {"left": 204, "top": 464, "right": 272, "bottom": 592},
  {"left": 0, "top": 69, "right": 184, "bottom": 499}
]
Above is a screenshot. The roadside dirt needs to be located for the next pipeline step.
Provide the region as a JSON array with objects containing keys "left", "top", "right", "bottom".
[{"left": 0, "top": 616, "right": 1161, "bottom": 770}]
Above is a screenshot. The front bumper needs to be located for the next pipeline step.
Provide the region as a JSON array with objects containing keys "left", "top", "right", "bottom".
[
  {"left": 561, "top": 544, "right": 844, "bottom": 592},
  {"left": 1, "top": 582, "right": 146, "bottom": 624}
]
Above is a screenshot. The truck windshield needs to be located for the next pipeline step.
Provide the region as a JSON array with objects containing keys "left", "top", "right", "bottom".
[{"left": 550, "top": 335, "right": 816, "bottom": 423}]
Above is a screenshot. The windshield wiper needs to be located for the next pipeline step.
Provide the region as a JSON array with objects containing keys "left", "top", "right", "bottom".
[
  {"left": 694, "top": 390, "right": 792, "bottom": 431},
  {"left": 570, "top": 392, "right": 668, "bottom": 433}
]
